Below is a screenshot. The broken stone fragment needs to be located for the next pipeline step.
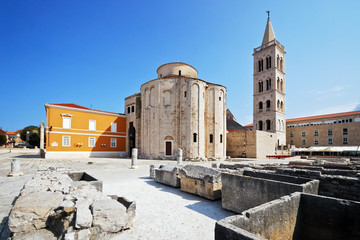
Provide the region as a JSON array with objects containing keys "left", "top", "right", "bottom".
[
  {"left": 92, "top": 198, "right": 127, "bottom": 232},
  {"left": 8, "top": 191, "right": 64, "bottom": 233},
  {"left": 77, "top": 229, "right": 91, "bottom": 240},
  {"left": 75, "top": 200, "right": 92, "bottom": 229}
]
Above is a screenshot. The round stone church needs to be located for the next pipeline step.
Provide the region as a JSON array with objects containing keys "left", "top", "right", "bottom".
[{"left": 125, "top": 62, "right": 226, "bottom": 160}]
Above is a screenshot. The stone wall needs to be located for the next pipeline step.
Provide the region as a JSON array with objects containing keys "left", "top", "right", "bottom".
[
  {"left": 221, "top": 171, "right": 319, "bottom": 213},
  {"left": 216, "top": 192, "right": 360, "bottom": 240}
]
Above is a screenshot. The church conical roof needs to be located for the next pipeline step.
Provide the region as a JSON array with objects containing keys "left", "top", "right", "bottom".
[{"left": 262, "top": 17, "right": 276, "bottom": 45}]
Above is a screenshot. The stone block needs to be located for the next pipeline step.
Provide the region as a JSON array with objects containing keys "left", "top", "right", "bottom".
[
  {"left": 9, "top": 191, "right": 64, "bottom": 233},
  {"left": 75, "top": 200, "right": 92, "bottom": 229},
  {"left": 154, "top": 164, "right": 182, "bottom": 187},
  {"left": 92, "top": 198, "right": 128, "bottom": 233}
]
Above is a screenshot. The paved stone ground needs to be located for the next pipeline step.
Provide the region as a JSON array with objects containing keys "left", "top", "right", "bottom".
[{"left": 0, "top": 152, "right": 291, "bottom": 240}]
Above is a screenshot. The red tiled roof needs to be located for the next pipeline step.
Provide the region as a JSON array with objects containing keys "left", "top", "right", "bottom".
[
  {"left": 286, "top": 110, "right": 360, "bottom": 123},
  {"left": 47, "top": 103, "right": 122, "bottom": 115},
  {"left": 243, "top": 110, "right": 360, "bottom": 126},
  {"left": 6, "top": 131, "right": 15, "bottom": 135}
]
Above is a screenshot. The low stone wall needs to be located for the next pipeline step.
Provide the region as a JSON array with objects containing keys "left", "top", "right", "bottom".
[
  {"left": 215, "top": 193, "right": 360, "bottom": 240},
  {"left": 8, "top": 168, "right": 135, "bottom": 240},
  {"left": 154, "top": 164, "right": 182, "bottom": 188},
  {"left": 276, "top": 168, "right": 360, "bottom": 201},
  {"left": 221, "top": 171, "right": 319, "bottom": 213},
  {"left": 179, "top": 165, "right": 222, "bottom": 200}
]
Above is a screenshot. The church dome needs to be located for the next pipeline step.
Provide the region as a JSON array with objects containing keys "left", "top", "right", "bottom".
[{"left": 157, "top": 62, "right": 198, "bottom": 79}]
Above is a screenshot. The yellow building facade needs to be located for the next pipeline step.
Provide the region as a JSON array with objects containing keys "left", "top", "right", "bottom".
[{"left": 45, "top": 103, "right": 127, "bottom": 159}]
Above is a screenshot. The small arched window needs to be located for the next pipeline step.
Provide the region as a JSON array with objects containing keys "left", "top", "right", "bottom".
[
  {"left": 258, "top": 81, "right": 263, "bottom": 93},
  {"left": 127, "top": 107, "right": 130, "bottom": 114},
  {"left": 266, "top": 100, "right": 271, "bottom": 109},
  {"left": 258, "top": 59, "right": 264, "bottom": 72},
  {"left": 131, "top": 106, "right": 135, "bottom": 112},
  {"left": 266, "top": 120, "right": 271, "bottom": 130},
  {"left": 209, "top": 134, "right": 213, "bottom": 143},
  {"left": 281, "top": 101, "right": 284, "bottom": 111},
  {"left": 277, "top": 55, "right": 280, "bottom": 68},
  {"left": 258, "top": 121, "right": 263, "bottom": 130},
  {"left": 179, "top": 70, "right": 181, "bottom": 76},
  {"left": 193, "top": 133, "right": 197, "bottom": 143},
  {"left": 277, "top": 100, "right": 280, "bottom": 109},
  {"left": 277, "top": 78, "right": 280, "bottom": 90},
  {"left": 266, "top": 56, "right": 271, "bottom": 69},
  {"left": 184, "top": 91, "right": 187, "bottom": 97},
  {"left": 266, "top": 79, "right": 271, "bottom": 90},
  {"left": 259, "top": 102, "right": 263, "bottom": 111},
  {"left": 280, "top": 80, "right": 283, "bottom": 92},
  {"left": 220, "top": 134, "right": 223, "bottom": 143},
  {"left": 280, "top": 58, "right": 283, "bottom": 71}
]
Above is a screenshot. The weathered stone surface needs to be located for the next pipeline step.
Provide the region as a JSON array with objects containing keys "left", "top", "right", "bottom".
[
  {"left": 180, "top": 165, "right": 221, "bottom": 183},
  {"left": 77, "top": 229, "right": 91, "bottom": 240},
  {"left": 92, "top": 199, "right": 127, "bottom": 232},
  {"left": 154, "top": 164, "right": 182, "bottom": 187},
  {"left": 64, "top": 231, "right": 75, "bottom": 240},
  {"left": 8, "top": 191, "right": 63, "bottom": 232},
  {"left": 11, "top": 229, "right": 58, "bottom": 240},
  {"left": 75, "top": 200, "right": 92, "bottom": 229}
]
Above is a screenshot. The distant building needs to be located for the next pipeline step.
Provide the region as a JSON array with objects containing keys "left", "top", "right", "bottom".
[
  {"left": 44, "top": 103, "right": 127, "bottom": 159},
  {"left": 286, "top": 111, "right": 360, "bottom": 147},
  {"left": 125, "top": 62, "right": 227, "bottom": 160}
]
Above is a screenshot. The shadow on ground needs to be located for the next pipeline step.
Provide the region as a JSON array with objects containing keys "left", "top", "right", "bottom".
[{"left": 142, "top": 178, "right": 234, "bottom": 221}]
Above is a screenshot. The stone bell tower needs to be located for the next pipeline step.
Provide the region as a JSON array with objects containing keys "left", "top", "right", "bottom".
[{"left": 253, "top": 12, "right": 286, "bottom": 146}]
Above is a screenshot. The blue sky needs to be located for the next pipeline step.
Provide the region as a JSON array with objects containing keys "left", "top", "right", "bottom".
[{"left": 1, "top": 0, "right": 360, "bottom": 131}]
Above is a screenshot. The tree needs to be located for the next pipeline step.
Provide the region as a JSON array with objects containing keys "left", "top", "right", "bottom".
[
  {"left": 28, "top": 133, "right": 40, "bottom": 147},
  {"left": 0, "top": 133, "right": 6, "bottom": 146},
  {"left": 20, "top": 125, "right": 39, "bottom": 142}
]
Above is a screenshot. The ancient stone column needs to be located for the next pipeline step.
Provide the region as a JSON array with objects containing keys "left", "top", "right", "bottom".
[
  {"left": 149, "top": 165, "right": 156, "bottom": 179},
  {"left": 177, "top": 148, "right": 183, "bottom": 164},
  {"left": 8, "top": 159, "right": 23, "bottom": 177},
  {"left": 131, "top": 148, "right": 138, "bottom": 169},
  {"left": 40, "top": 121, "right": 45, "bottom": 158}
]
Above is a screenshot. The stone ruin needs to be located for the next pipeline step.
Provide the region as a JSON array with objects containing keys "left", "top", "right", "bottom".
[
  {"left": 8, "top": 167, "right": 136, "bottom": 240},
  {"left": 216, "top": 192, "right": 360, "bottom": 240},
  {"left": 154, "top": 164, "right": 182, "bottom": 188},
  {"left": 151, "top": 161, "right": 360, "bottom": 239}
]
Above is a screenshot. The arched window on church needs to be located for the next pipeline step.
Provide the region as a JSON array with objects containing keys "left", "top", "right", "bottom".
[
  {"left": 258, "top": 81, "right": 263, "bottom": 93},
  {"left": 209, "top": 134, "right": 213, "bottom": 143},
  {"left": 281, "top": 101, "right": 284, "bottom": 111},
  {"left": 193, "top": 133, "right": 197, "bottom": 143},
  {"left": 280, "top": 79, "right": 283, "bottom": 92},
  {"left": 277, "top": 100, "right": 280, "bottom": 109},
  {"left": 266, "top": 56, "right": 271, "bottom": 69},
  {"left": 266, "top": 120, "right": 271, "bottom": 130},
  {"left": 258, "top": 121, "right": 263, "bottom": 130},
  {"left": 277, "top": 55, "right": 280, "bottom": 69},
  {"left": 258, "top": 59, "right": 263, "bottom": 72},
  {"left": 277, "top": 78, "right": 280, "bottom": 90},
  {"left": 280, "top": 58, "right": 283, "bottom": 71},
  {"left": 278, "top": 119, "right": 281, "bottom": 131},
  {"left": 266, "top": 79, "right": 271, "bottom": 90},
  {"left": 266, "top": 100, "right": 270, "bottom": 110},
  {"left": 127, "top": 107, "right": 130, "bottom": 114},
  {"left": 259, "top": 102, "right": 263, "bottom": 112}
]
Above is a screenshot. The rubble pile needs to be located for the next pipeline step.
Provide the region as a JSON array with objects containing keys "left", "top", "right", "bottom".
[{"left": 8, "top": 168, "right": 135, "bottom": 240}]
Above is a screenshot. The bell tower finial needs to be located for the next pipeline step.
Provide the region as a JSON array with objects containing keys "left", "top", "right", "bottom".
[{"left": 266, "top": 10, "right": 270, "bottom": 19}]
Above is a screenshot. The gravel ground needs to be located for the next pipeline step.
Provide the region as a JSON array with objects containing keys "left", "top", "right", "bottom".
[{"left": 0, "top": 151, "right": 291, "bottom": 239}]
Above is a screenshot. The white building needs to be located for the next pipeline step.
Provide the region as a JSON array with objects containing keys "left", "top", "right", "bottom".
[{"left": 125, "top": 62, "right": 227, "bottom": 160}]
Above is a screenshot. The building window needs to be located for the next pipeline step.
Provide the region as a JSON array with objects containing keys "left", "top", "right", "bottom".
[
  {"left": 179, "top": 70, "right": 181, "bottom": 76},
  {"left": 89, "top": 137, "right": 95, "bottom": 147},
  {"left": 62, "top": 136, "right": 70, "bottom": 147},
  {"left": 259, "top": 102, "right": 263, "bottom": 112},
  {"left": 258, "top": 121, "right": 263, "bottom": 130},
  {"left": 193, "top": 133, "right": 197, "bottom": 143},
  {"left": 127, "top": 107, "right": 130, "bottom": 114},
  {"left": 111, "top": 122, "right": 117, "bottom": 132},
  {"left": 328, "top": 138, "right": 333, "bottom": 145},
  {"left": 314, "top": 138, "right": 319, "bottom": 145},
  {"left": 258, "top": 59, "right": 264, "bottom": 72},
  {"left": 184, "top": 91, "right": 187, "bottom": 97},
  {"left": 290, "top": 140, "right": 294, "bottom": 145},
  {"left": 328, "top": 129, "right": 333, "bottom": 136},
  {"left": 266, "top": 79, "right": 271, "bottom": 90},
  {"left": 266, "top": 100, "right": 270, "bottom": 110},
  {"left": 314, "top": 130, "right": 319, "bottom": 136},
  {"left": 266, "top": 120, "right": 271, "bottom": 130},
  {"left": 219, "top": 97, "right": 221, "bottom": 101},
  {"left": 302, "top": 139, "right": 306, "bottom": 146},
  {"left": 220, "top": 134, "right": 223, "bottom": 143},
  {"left": 63, "top": 117, "right": 71, "bottom": 129},
  {"left": 258, "top": 81, "right": 264, "bottom": 92},
  {"left": 266, "top": 56, "right": 271, "bottom": 69},
  {"left": 209, "top": 134, "right": 213, "bottom": 143},
  {"left": 280, "top": 58, "right": 283, "bottom": 71},
  {"left": 111, "top": 138, "right": 117, "bottom": 147},
  {"left": 343, "top": 128, "right": 348, "bottom": 135},
  {"left": 290, "top": 131, "right": 294, "bottom": 137},
  {"left": 131, "top": 106, "right": 135, "bottom": 112},
  {"left": 343, "top": 137, "right": 348, "bottom": 145},
  {"left": 302, "top": 131, "right": 306, "bottom": 137},
  {"left": 89, "top": 120, "right": 96, "bottom": 131}
]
